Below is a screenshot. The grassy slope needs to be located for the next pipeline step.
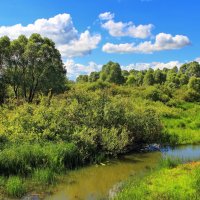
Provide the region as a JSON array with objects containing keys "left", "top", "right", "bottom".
[
  {"left": 161, "top": 102, "right": 200, "bottom": 145},
  {"left": 115, "top": 162, "right": 200, "bottom": 200}
]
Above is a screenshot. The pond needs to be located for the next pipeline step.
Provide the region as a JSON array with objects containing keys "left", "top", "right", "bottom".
[{"left": 41, "top": 144, "right": 200, "bottom": 200}]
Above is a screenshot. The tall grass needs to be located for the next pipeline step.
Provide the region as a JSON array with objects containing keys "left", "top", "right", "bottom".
[
  {"left": 0, "top": 142, "right": 80, "bottom": 176},
  {"left": 159, "top": 157, "right": 182, "bottom": 168},
  {"left": 6, "top": 176, "right": 26, "bottom": 197},
  {"left": 32, "top": 168, "right": 55, "bottom": 185}
]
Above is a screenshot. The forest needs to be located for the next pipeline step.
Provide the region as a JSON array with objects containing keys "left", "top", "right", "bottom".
[{"left": 0, "top": 34, "right": 200, "bottom": 199}]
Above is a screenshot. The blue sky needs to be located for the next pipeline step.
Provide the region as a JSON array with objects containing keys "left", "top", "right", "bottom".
[{"left": 0, "top": 0, "right": 200, "bottom": 79}]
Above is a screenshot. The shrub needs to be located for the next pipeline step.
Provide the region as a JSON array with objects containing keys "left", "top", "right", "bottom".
[{"left": 145, "top": 87, "right": 170, "bottom": 103}]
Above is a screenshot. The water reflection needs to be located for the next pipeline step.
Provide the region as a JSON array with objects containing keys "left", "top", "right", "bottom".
[
  {"left": 162, "top": 145, "right": 200, "bottom": 160},
  {"left": 45, "top": 144, "right": 200, "bottom": 200}
]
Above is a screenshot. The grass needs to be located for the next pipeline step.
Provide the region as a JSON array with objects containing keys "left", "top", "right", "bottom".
[
  {"left": 0, "top": 142, "right": 81, "bottom": 198},
  {"left": 0, "top": 142, "right": 80, "bottom": 176},
  {"left": 6, "top": 176, "right": 26, "bottom": 197},
  {"left": 115, "top": 161, "right": 200, "bottom": 200},
  {"left": 162, "top": 103, "right": 200, "bottom": 145},
  {"left": 32, "top": 168, "right": 56, "bottom": 185},
  {"left": 158, "top": 157, "right": 182, "bottom": 169}
]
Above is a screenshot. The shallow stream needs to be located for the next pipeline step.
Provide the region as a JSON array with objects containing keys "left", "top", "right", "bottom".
[{"left": 43, "top": 144, "right": 200, "bottom": 200}]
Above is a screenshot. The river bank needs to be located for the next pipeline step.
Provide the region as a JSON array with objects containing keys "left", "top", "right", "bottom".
[
  {"left": 115, "top": 161, "right": 200, "bottom": 200},
  {"left": 42, "top": 144, "right": 200, "bottom": 200}
]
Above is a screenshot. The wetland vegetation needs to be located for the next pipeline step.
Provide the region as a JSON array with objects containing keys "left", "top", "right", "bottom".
[{"left": 0, "top": 34, "right": 200, "bottom": 199}]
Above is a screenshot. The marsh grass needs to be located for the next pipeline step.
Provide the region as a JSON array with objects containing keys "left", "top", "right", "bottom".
[
  {"left": 159, "top": 157, "right": 182, "bottom": 168},
  {"left": 0, "top": 142, "right": 80, "bottom": 176},
  {"left": 6, "top": 176, "right": 26, "bottom": 197},
  {"left": 32, "top": 168, "right": 56, "bottom": 185}
]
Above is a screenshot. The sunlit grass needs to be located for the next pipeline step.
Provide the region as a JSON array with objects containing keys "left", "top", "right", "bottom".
[
  {"left": 6, "top": 176, "right": 26, "bottom": 197},
  {"left": 115, "top": 162, "right": 200, "bottom": 200}
]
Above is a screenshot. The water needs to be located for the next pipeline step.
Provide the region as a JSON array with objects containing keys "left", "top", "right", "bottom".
[{"left": 43, "top": 144, "right": 200, "bottom": 200}]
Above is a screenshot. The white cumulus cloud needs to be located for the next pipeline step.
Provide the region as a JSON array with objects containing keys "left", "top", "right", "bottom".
[
  {"left": 59, "top": 30, "right": 101, "bottom": 58},
  {"left": 122, "top": 61, "right": 182, "bottom": 71},
  {"left": 195, "top": 57, "right": 200, "bottom": 63},
  {"left": 99, "top": 12, "right": 115, "bottom": 21},
  {"left": 102, "top": 33, "right": 190, "bottom": 54},
  {"left": 99, "top": 12, "right": 153, "bottom": 39},
  {"left": 0, "top": 13, "right": 101, "bottom": 58},
  {"left": 64, "top": 59, "right": 102, "bottom": 79}
]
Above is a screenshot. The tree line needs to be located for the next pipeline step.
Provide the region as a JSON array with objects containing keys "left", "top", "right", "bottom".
[
  {"left": 0, "top": 34, "right": 200, "bottom": 104},
  {"left": 77, "top": 61, "right": 200, "bottom": 101}
]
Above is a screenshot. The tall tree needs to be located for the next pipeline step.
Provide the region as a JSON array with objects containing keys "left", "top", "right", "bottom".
[
  {"left": 0, "top": 36, "right": 10, "bottom": 103},
  {"left": 100, "top": 61, "right": 124, "bottom": 84},
  {"left": 186, "top": 61, "right": 200, "bottom": 78},
  {"left": 0, "top": 34, "right": 67, "bottom": 102},
  {"left": 154, "top": 69, "right": 166, "bottom": 84},
  {"left": 188, "top": 77, "right": 200, "bottom": 92},
  {"left": 76, "top": 75, "right": 89, "bottom": 83},
  {"left": 143, "top": 69, "right": 155, "bottom": 85},
  {"left": 89, "top": 72, "right": 100, "bottom": 82}
]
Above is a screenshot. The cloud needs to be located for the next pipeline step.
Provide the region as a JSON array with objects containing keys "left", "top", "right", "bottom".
[
  {"left": 99, "top": 12, "right": 153, "bottom": 39},
  {"left": 102, "top": 33, "right": 190, "bottom": 54},
  {"left": 0, "top": 13, "right": 101, "bottom": 58},
  {"left": 64, "top": 59, "right": 102, "bottom": 79},
  {"left": 99, "top": 12, "right": 114, "bottom": 21},
  {"left": 195, "top": 57, "right": 200, "bottom": 63},
  {"left": 122, "top": 61, "right": 182, "bottom": 71},
  {"left": 59, "top": 31, "right": 101, "bottom": 58}
]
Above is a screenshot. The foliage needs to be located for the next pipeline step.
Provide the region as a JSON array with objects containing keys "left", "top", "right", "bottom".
[
  {"left": 0, "top": 34, "right": 67, "bottom": 102},
  {"left": 100, "top": 61, "right": 124, "bottom": 84}
]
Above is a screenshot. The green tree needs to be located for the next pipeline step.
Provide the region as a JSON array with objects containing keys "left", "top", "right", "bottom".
[
  {"left": 126, "top": 75, "right": 137, "bottom": 86},
  {"left": 100, "top": 61, "right": 124, "bottom": 84},
  {"left": 143, "top": 69, "right": 155, "bottom": 85},
  {"left": 135, "top": 71, "right": 144, "bottom": 86},
  {"left": 76, "top": 75, "right": 89, "bottom": 83},
  {"left": 0, "top": 34, "right": 67, "bottom": 102},
  {"left": 154, "top": 69, "right": 166, "bottom": 84},
  {"left": 186, "top": 61, "right": 200, "bottom": 77},
  {"left": 0, "top": 36, "right": 10, "bottom": 103},
  {"left": 188, "top": 77, "right": 200, "bottom": 92},
  {"left": 179, "top": 74, "right": 189, "bottom": 85},
  {"left": 7, "top": 35, "right": 28, "bottom": 99},
  {"left": 0, "top": 75, "right": 6, "bottom": 104},
  {"left": 166, "top": 70, "right": 180, "bottom": 88},
  {"left": 89, "top": 72, "right": 100, "bottom": 82}
]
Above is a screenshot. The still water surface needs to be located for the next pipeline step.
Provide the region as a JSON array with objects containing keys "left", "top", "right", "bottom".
[{"left": 45, "top": 145, "right": 200, "bottom": 200}]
